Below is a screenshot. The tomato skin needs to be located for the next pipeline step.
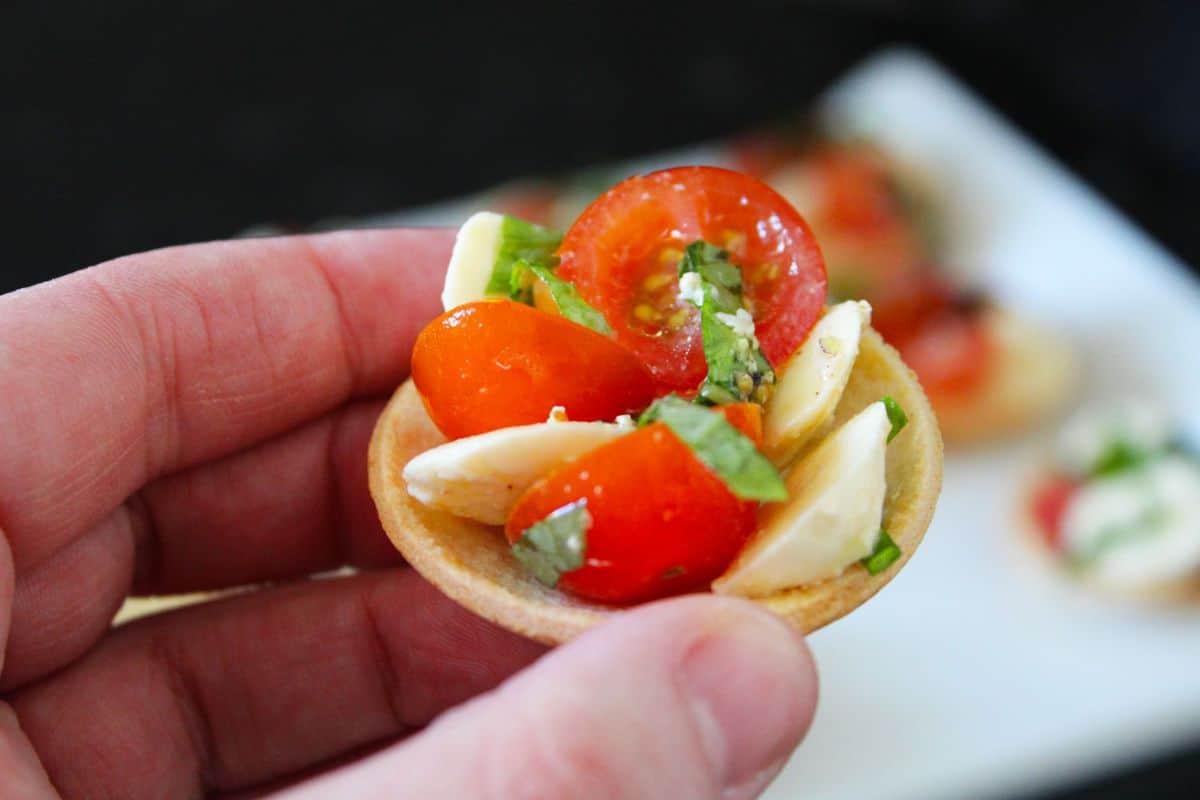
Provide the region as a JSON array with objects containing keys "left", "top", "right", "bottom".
[
  {"left": 718, "top": 402, "right": 763, "bottom": 445},
  {"left": 892, "top": 309, "right": 992, "bottom": 399},
  {"left": 869, "top": 272, "right": 991, "bottom": 399},
  {"left": 505, "top": 422, "right": 757, "bottom": 604},
  {"left": 558, "top": 167, "right": 827, "bottom": 394},
  {"left": 411, "top": 301, "right": 655, "bottom": 440},
  {"left": 1031, "top": 474, "right": 1081, "bottom": 549}
]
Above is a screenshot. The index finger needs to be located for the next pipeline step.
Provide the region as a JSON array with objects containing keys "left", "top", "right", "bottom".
[{"left": 0, "top": 228, "right": 452, "bottom": 571}]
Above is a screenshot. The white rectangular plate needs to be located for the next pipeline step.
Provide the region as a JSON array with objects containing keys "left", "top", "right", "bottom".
[
  {"left": 377, "top": 46, "right": 1200, "bottom": 800},
  {"left": 769, "top": 48, "right": 1200, "bottom": 800}
]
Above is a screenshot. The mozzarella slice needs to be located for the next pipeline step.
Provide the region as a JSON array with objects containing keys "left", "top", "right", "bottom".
[
  {"left": 714, "top": 401, "right": 890, "bottom": 597},
  {"left": 403, "top": 421, "right": 625, "bottom": 525},
  {"left": 1063, "top": 455, "right": 1200, "bottom": 588},
  {"left": 763, "top": 300, "right": 870, "bottom": 467},
  {"left": 442, "top": 211, "right": 505, "bottom": 310}
]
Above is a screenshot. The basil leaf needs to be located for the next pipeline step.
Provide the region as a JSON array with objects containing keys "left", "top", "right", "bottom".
[
  {"left": 676, "top": 240, "right": 775, "bottom": 405},
  {"left": 881, "top": 396, "right": 908, "bottom": 443},
  {"left": 640, "top": 395, "right": 787, "bottom": 502},
  {"left": 862, "top": 530, "right": 901, "bottom": 575},
  {"left": 1090, "top": 440, "right": 1148, "bottom": 478},
  {"left": 696, "top": 293, "right": 775, "bottom": 405},
  {"left": 525, "top": 263, "right": 613, "bottom": 336},
  {"left": 510, "top": 500, "right": 590, "bottom": 587},
  {"left": 678, "top": 240, "right": 742, "bottom": 313},
  {"left": 486, "top": 215, "right": 563, "bottom": 295}
]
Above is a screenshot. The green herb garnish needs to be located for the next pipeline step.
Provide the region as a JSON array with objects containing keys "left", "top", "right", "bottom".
[
  {"left": 510, "top": 261, "right": 613, "bottom": 336},
  {"left": 510, "top": 500, "right": 590, "bottom": 587},
  {"left": 639, "top": 395, "right": 787, "bottom": 502},
  {"left": 1090, "top": 440, "right": 1148, "bottom": 478},
  {"left": 677, "top": 240, "right": 775, "bottom": 405},
  {"left": 882, "top": 396, "right": 908, "bottom": 443},
  {"left": 862, "top": 530, "right": 901, "bottom": 575},
  {"left": 485, "top": 215, "right": 563, "bottom": 295}
]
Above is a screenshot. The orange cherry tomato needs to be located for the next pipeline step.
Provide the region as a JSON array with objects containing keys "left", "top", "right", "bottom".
[
  {"left": 1030, "top": 474, "right": 1081, "bottom": 549},
  {"left": 558, "top": 167, "right": 827, "bottom": 394},
  {"left": 718, "top": 402, "right": 763, "bottom": 445},
  {"left": 411, "top": 301, "right": 655, "bottom": 439},
  {"left": 506, "top": 421, "right": 758, "bottom": 604}
]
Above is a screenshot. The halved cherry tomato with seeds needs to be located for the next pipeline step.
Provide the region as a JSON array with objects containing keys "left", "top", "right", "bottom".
[
  {"left": 412, "top": 301, "right": 655, "bottom": 439},
  {"left": 558, "top": 167, "right": 827, "bottom": 393},
  {"left": 505, "top": 420, "right": 758, "bottom": 604}
]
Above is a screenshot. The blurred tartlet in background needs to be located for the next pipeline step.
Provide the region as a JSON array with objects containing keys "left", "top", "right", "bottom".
[
  {"left": 726, "top": 121, "right": 1079, "bottom": 445},
  {"left": 1023, "top": 402, "right": 1200, "bottom": 602}
]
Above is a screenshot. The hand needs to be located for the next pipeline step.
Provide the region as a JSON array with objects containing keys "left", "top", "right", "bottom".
[{"left": 0, "top": 231, "right": 817, "bottom": 799}]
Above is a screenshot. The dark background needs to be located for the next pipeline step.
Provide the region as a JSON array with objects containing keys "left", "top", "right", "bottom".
[{"left": 5, "top": 0, "right": 1200, "bottom": 796}]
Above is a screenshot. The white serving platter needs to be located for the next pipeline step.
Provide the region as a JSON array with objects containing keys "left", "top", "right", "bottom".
[{"left": 370, "top": 46, "right": 1200, "bottom": 800}]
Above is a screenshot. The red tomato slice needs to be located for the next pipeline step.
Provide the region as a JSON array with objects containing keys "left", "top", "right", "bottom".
[
  {"left": 557, "top": 167, "right": 827, "bottom": 393},
  {"left": 506, "top": 421, "right": 758, "bottom": 604},
  {"left": 871, "top": 271, "right": 991, "bottom": 398},
  {"left": 893, "top": 309, "right": 992, "bottom": 400},
  {"left": 411, "top": 301, "right": 655, "bottom": 439},
  {"left": 1030, "top": 474, "right": 1081, "bottom": 550}
]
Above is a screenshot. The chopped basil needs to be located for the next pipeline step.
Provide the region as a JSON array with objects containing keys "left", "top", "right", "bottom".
[
  {"left": 882, "top": 396, "right": 908, "bottom": 443},
  {"left": 678, "top": 240, "right": 743, "bottom": 312},
  {"left": 677, "top": 240, "right": 775, "bottom": 405},
  {"left": 1090, "top": 440, "right": 1148, "bottom": 478},
  {"left": 510, "top": 261, "right": 613, "bottom": 336},
  {"left": 485, "top": 215, "right": 563, "bottom": 295},
  {"left": 510, "top": 500, "right": 590, "bottom": 587},
  {"left": 639, "top": 395, "right": 788, "bottom": 502},
  {"left": 862, "top": 530, "right": 901, "bottom": 575}
]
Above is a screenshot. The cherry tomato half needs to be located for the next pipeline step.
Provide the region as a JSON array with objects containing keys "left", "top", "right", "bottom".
[
  {"left": 411, "top": 301, "right": 655, "bottom": 439},
  {"left": 505, "top": 420, "right": 759, "bottom": 604},
  {"left": 558, "top": 167, "right": 827, "bottom": 393}
]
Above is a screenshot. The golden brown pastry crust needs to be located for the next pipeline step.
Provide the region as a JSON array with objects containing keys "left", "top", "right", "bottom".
[{"left": 369, "top": 328, "right": 943, "bottom": 644}]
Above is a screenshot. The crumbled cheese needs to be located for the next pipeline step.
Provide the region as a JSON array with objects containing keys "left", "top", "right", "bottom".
[
  {"left": 615, "top": 414, "right": 635, "bottom": 431},
  {"left": 546, "top": 405, "right": 569, "bottom": 423},
  {"left": 1063, "top": 455, "right": 1200, "bottom": 586},
  {"left": 678, "top": 271, "right": 705, "bottom": 307},
  {"left": 715, "top": 308, "right": 756, "bottom": 340}
]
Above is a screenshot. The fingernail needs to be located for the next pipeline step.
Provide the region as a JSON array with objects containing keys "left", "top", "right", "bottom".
[{"left": 681, "top": 605, "right": 815, "bottom": 793}]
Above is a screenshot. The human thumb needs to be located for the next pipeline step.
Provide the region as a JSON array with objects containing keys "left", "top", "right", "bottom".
[{"left": 281, "top": 594, "right": 817, "bottom": 799}]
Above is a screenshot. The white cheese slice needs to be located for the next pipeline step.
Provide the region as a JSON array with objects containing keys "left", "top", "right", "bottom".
[
  {"left": 442, "top": 211, "right": 505, "bottom": 311},
  {"left": 762, "top": 300, "right": 871, "bottom": 467},
  {"left": 402, "top": 420, "right": 626, "bottom": 526},
  {"left": 1063, "top": 455, "right": 1200, "bottom": 587},
  {"left": 713, "top": 401, "right": 890, "bottom": 597}
]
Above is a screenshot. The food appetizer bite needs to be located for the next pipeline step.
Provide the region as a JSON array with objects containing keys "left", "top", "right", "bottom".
[
  {"left": 1024, "top": 403, "right": 1200, "bottom": 601},
  {"left": 369, "top": 167, "right": 943, "bottom": 643},
  {"left": 728, "top": 125, "right": 1078, "bottom": 445}
]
